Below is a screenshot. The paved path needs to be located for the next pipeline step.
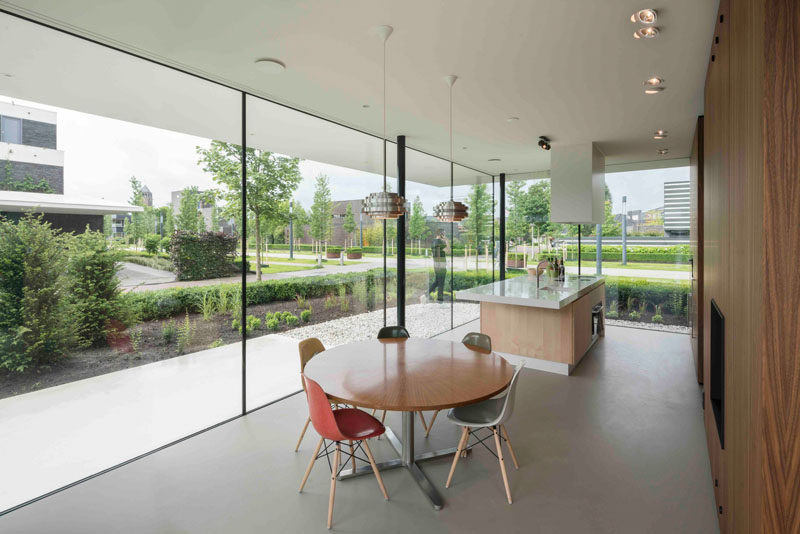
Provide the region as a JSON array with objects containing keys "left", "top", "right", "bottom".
[{"left": 119, "top": 262, "right": 175, "bottom": 289}]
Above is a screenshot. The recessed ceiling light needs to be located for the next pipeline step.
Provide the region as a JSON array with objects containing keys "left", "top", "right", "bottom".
[
  {"left": 0, "top": 73, "right": 12, "bottom": 78},
  {"left": 633, "top": 26, "right": 659, "bottom": 39},
  {"left": 645, "top": 87, "right": 665, "bottom": 94},
  {"left": 362, "top": 104, "right": 370, "bottom": 108},
  {"left": 488, "top": 158, "right": 501, "bottom": 162},
  {"left": 644, "top": 76, "right": 664, "bottom": 87},
  {"left": 631, "top": 9, "right": 658, "bottom": 24},
  {"left": 657, "top": 148, "right": 669, "bottom": 155},
  {"left": 462, "top": 146, "right": 468, "bottom": 150},
  {"left": 507, "top": 116, "right": 519, "bottom": 122},
  {"left": 653, "top": 130, "right": 668, "bottom": 139},
  {"left": 254, "top": 58, "right": 286, "bottom": 73}
]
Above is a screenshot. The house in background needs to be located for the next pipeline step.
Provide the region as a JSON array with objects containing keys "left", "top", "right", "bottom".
[{"left": 0, "top": 101, "right": 140, "bottom": 232}]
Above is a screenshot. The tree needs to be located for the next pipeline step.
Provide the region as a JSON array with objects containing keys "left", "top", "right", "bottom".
[
  {"left": 342, "top": 204, "right": 356, "bottom": 248},
  {"left": 309, "top": 174, "right": 333, "bottom": 256},
  {"left": 407, "top": 196, "right": 430, "bottom": 249},
  {"left": 128, "top": 176, "right": 148, "bottom": 247},
  {"left": 506, "top": 181, "right": 528, "bottom": 243},
  {"left": 521, "top": 180, "right": 557, "bottom": 237},
  {"left": 197, "top": 141, "right": 302, "bottom": 280},
  {"left": 176, "top": 186, "right": 204, "bottom": 233},
  {"left": 210, "top": 205, "right": 222, "bottom": 233},
  {"left": 462, "top": 184, "right": 493, "bottom": 271}
]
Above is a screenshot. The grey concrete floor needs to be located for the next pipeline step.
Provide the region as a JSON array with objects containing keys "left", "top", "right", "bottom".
[{"left": 0, "top": 326, "right": 718, "bottom": 533}]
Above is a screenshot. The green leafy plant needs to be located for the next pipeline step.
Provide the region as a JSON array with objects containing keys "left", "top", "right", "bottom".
[
  {"left": 161, "top": 320, "right": 176, "bottom": 345},
  {"left": 324, "top": 293, "right": 336, "bottom": 309},
  {"left": 217, "top": 286, "right": 231, "bottom": 315},
  {"left": 267, "top": 318, "right": 280, "bottom": 330},
  {"left": 300, "top": 309, "right": 312, "bottom": 323},
  {"left": 638, "top": 299, "right": 648, "bottom": 315},
  {"left": 606, "top": 300, "right": 619, "bottom": 319},
  {"left": 295, "top": 293, "right": 308, "bottom": 309},
  {"left": 176, "top": 311, "right": 194, "bottom": 354},
  {"left": 160, "top": 236, "right": 172, "bottom": 253},
  {"left": 144, "top": 234, "right": 161, "bottom": 255},
  {"left": 237, "top": 315, "right": 261, "bottom": 335},
  {"left": 285, "top": 314, "right": 299, "bottom": 326},
  {"left": 628, "top": 310, "right": 641, "bottom": 320},
  {"left": 130, "top": 327, "right": 143, "bottom": 353},
  {"left": 652, "top": 305, "right": 664, "bottom": 323},
  {"left": 169, "top": 231, "right": 238, "bottom": 281},
  {"left": 210, "top": 338, "right": 224, "bottom": 348},
  {"left": 231, "top": 318, "right": 241, "bottom": 331},
  {"left": 338, "top": 285, "right": 349, "bottom": 312},
  {"left": 200, "top": 292, "right": 216, "bottom": 321}
]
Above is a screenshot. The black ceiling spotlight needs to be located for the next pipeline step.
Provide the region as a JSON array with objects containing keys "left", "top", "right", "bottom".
[{"left": 538, "top": 136, "right": 551, "bottom": 150}]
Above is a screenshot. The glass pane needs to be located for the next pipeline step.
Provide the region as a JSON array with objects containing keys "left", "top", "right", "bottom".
[
  {"left": 602, "top": 169, "right": 692, "bottom": 331},
  {"left": 0, "top": 13, "right": 241, "bottom": 511},
  {"left": 0, "top": 116, "right": 22, "bottom": 144},
  {"left": 404, "top": 148, "right": 453, "bottom": 337},
  {"left": 244, "top": 95, "right": 391, "bottom": 409},
  {"left": 452, "top": 166, "right": 494, "bottom": 328}
]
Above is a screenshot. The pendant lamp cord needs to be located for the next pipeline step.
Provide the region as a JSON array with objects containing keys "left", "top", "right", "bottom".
[
  {"left": 383, "top": 34, "right": 387, "bottom": 193},
  {"left": 450, "top": 82, "right": 453, "bottom": 199}
]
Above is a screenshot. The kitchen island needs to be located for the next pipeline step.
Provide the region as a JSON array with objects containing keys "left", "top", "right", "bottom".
[{"left": 455, "top": 274, "right": 605, "bottom": 375}]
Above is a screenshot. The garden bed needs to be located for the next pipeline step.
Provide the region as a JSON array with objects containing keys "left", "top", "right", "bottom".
[{"left": 0, "top": 294, "right": 366, "bottom": 400}]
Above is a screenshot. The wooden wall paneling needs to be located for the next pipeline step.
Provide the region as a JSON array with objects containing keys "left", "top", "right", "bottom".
[
  {"left": 703, "top": 0, "right": 730, "bottom": 529},
  {"left": 690, "top": 116, "right": 704, "bottom": 384},
  {"left": 727, "top": 0, "right": 765, "bottom": 532},
  {"left": 761, "top": 0, "right": 800, "bottom": 531}
]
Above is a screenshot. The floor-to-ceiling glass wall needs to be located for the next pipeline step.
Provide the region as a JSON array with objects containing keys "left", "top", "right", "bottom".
[
  {"left": 0, "top": 13, "right": 242, "bottom": 511},
  {"left": 601, "top": 169, "right": 692, "bottom": 331},
  {"left": 452, "top": 166, "right": 496, "bottom": 327},
  {"left": 243, "top": 95, "right": 392, "bottom": 409},
  {"left": 403, "top": 148, "right": 454, "bottom": 336}
]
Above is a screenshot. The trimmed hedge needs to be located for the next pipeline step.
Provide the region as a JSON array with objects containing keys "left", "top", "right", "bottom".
[
  {"left": 555, "top": 244, "right": 692, "bottom": 264},
  {"left": 170, "top": 232, "right": 238, "bottom": 281},
  {"left": 604, "top": 277, "right": 690, "bottom": 315}
]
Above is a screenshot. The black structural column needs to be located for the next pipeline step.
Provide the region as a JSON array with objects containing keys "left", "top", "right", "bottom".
[
  {"left": 499, "top": 173, "right": 506, "bottom": 280},
  {"left": 492, "top": 176, "right": 496, "bottom": 282},
  {"left": 396, "top": 135, "right": 406, "bottom": 327},
  {"left": 240, "top": 93, "right": 247, "bottom": 415}
]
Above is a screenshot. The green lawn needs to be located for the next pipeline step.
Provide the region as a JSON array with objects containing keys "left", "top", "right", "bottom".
[
  {"left": 246, "top": 255, "right": 358, "bottom": 266},
  {"left": 246, "top": 263, "right": 315, "bottom": 274},
  {"left": 565, "top": 260, "right": 690, "bottom": 272}
]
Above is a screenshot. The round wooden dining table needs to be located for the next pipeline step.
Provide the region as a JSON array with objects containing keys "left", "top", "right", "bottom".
[{"left": 303, "top": 337, "right": 514, "bottom": 510}]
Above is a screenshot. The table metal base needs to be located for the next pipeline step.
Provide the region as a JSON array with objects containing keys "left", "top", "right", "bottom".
[{"left": 337, "top": 411, "right": 459, "bottom": 510}]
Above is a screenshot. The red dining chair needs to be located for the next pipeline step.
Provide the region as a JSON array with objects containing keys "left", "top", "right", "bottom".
[{"left": 298, "top": 374, "right": 389, "bottom": 529}]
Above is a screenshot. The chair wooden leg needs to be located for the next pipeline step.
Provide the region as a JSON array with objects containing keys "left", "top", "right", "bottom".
[
  {"left": 501, "top": 424, "right": 519, "bottom": 470},
  {"left": 348, "top": 440, "right": 356, "bottom": 473},
  {"left": 299, "top": 436, "right": 324, "bottom": 492},
  {"left": 362, "top": 439, "right": 389, "bottom": 500},
  {"left": 424, "top": 410, "right": 440, "bottom": 437},
  {"left": 445, "top": 427, "right": 469, "bottom": 488},
  {"left": 371, "top": 408, "right": 377, "bottom": 416},
  {"left": 327, "top": 443, "right": 341, "bottom": 529},
  {"left": 417, "top": 411, "right": 428, "bottom": 432},
  {"left": 461, "top": 427, "right": 471, "bottom": 457},
  {"left": 295, "top": 417, "right": 311, "bottom": 452},
  {"left": 381, "top": 410, "right": 387, "bottom": 424},
  {"left": 493, "top": 427, "right": 513, "bottom": 504}
]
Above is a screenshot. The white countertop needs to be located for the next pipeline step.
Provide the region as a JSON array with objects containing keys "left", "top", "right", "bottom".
[{"left": 455, "top": 274, "right": 605, "bottom": 310}]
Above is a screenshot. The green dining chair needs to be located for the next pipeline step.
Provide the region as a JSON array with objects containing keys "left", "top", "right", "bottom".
[{"left": 425, "top": 332, "right": 492, "bottom": 437}]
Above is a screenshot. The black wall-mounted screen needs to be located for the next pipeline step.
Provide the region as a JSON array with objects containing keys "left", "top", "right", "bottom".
[{"left": 710, "top": 299, "right": 725, "bottom": 449}]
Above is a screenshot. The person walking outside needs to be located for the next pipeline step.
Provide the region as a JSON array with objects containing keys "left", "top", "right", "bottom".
[{"left": 428, "top": 229, "right": 449, "bottom": 302}]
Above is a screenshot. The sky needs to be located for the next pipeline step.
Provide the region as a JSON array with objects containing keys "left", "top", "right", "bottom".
[{"left": 1, "top": 94, "right": 687, "bottom": 215}]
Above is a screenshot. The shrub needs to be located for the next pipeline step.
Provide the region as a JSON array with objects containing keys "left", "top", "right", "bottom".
[
  {"left": 200, "top": 292, "right": 216, "bottom": 321},
  {"left": 281, "top": 311, "right": 293, "bottom": 323},
  {"left": 144, "top": 234, "right": 161, "bottom": 255},
  {"left": 327, "top": 246, "right": 342, "bottom": 254},
  {"left": 238, "top": 315, "right": 261, "bottom": 335},
  {"left": 161, "top": 321, "right": 176, "bottom": 345},
  {"left": 70, "top": 229, "right": 129, "bottom": 345},
  {"left": 0, "top": 215, "right": 82, "bottom": 371},
  {"left": 267, "top": 318, "right": 280, "bottom": 330},
  {"left": 231, "top": 318, "right": 241, "bottom": 332},
  {"left": 606, "top": 300, "right": 619, "bottom": 319},
  {"left": 169, "top": 231, "right": 238, "bottom": 281},
  {"left": 285, "top": 314, "right": 299, "bottom": 326},
  {"left": 507, "top": 252, "right": 525, "bottom": 261},
  {"left": 346, "top": 247, "right": 362, "bottom": 254},
  {"left": 160, "top": 236, "right": 172, "bottom": 253},
  {"left": 604, "top": 277, "right": 689, "bottom": 317},
  {"left": 300, "top": 309, "right": 312, "bottom": 322},
  {"left": 652, "top": 304, "right": 664, "bottom": 323},
  {"left": 130, "top": 327, "right": 143, "bottom": 352},
  {"left": 628, "top": 310, "right": 641, "bottom": 320},
  {"left": 210, "top": 338, "right": 224, "bottom": 348},
  {"left": 295, "top": 293, "right": 308, "bottom": 309},
  {"left": 176, "top": 312, "right": 194, "bottom": 354}
]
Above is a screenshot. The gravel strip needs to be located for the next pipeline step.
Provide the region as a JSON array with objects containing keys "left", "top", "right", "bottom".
[
  {"left": 282, "top": 302, "right": 480, "bottom": 347},
  {"left": 606, "top": 318, "right": 690, "bottom": 334}
]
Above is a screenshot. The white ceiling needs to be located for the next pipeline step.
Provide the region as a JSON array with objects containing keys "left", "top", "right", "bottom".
[{"left": 0, "top": 0, "right": 716, "bottom": 181}]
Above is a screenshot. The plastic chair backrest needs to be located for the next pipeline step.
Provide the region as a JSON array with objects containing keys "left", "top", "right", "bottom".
[
  {"left": 377, "top": 325, "right": 410, "bottom": 339},
  {"left": 302, "top": 374, "right": 346, "bottom": 442},
  {"left": 462, "top": 332, "right": 492, "bottom": 354},
  {"left": 298, "top": 338, "right": 325, "bottom": 374},
  {"left": 494, "top": 363, "right": 524, "bottom": 426}
]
